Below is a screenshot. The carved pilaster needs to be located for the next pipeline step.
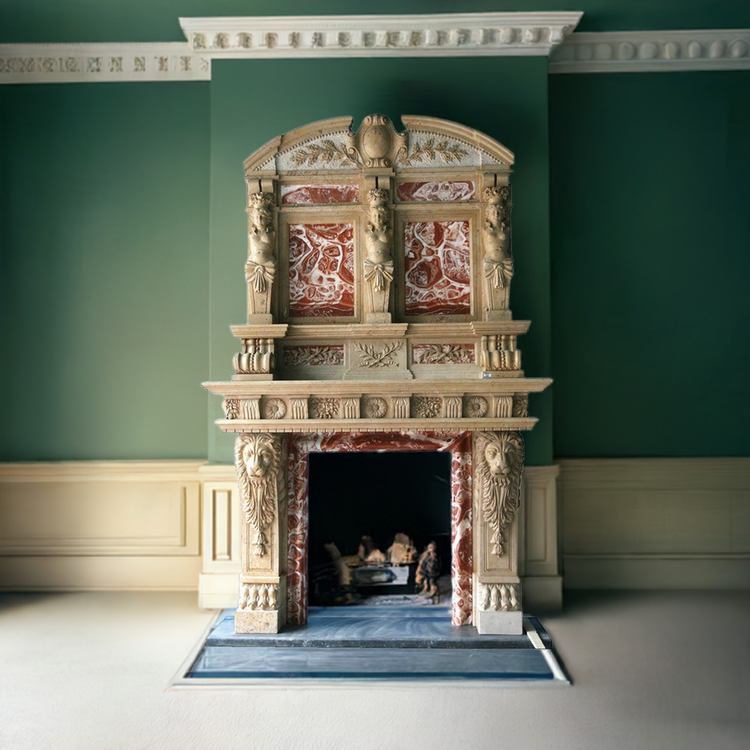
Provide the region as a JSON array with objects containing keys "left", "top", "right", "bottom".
[
  {"left": 363, "top": 187, "right": 394, "bottom": 323},
  {"left": 245, "top": 191, "right": 277, "bottom": 322},
  {"left": 482, "top": 186, "right": 513, "bottom": 319},
  {"left": 234, "top": 432, "right": 286, "bottom": 633}
]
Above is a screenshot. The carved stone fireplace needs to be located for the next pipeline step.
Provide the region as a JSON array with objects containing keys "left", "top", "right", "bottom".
[{"left": 203, "top": 114, "right": 551, "bottom": 635}]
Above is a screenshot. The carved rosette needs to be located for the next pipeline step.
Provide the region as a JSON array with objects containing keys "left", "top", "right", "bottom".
[
  {"left": 234, "top": 433, "right": 282, "bottom": 556},
  {"left": 479, "top": 582, "right": 521, "bottom": 612},
  {"left": 482, "top": 186, "right": 513, "bottom": 316},
  {"left": 363, "top": 188, "right": 394, "bottom": 322},
  {"left": 245, "top": 191, "right": 277, "bottom": 319},
  {"left": 476, "top": 431, "right": 524, "bottom": 557}
]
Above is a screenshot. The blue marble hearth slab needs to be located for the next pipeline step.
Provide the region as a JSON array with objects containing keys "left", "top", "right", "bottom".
[
  {"left": 206, "top": 608, "right": 543, "bottom": 650},
  {"left": 187, "top": 645, "right": 556, "bottom": 681}
]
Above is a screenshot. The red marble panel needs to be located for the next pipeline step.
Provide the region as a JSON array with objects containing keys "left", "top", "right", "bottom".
[
  {"left": 397, "top": 181, "right": 475, "bottom": 202},
  {"left": 288, "top": 223, "right": 354, "bottom": 318},
  {"left": 412, "top": 343, "right": 475, "bottom": 365},
  {"left": 287, "top": 431, "right": 473, "bottom": 627},
  {"left": 281, "top": 184, "right": 359, "bottom": 205},
  {"left": 404, "top": 220, "right": 471, "bottom": 316}
]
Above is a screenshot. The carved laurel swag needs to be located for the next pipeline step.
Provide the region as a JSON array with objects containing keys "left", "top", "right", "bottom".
[
  {"left": 476, "top": 431, "right": 524, "bottom": 557},
  {"left": 355, "top": 340, "right": 402, "bottom": 368},
  {"left": 235, "top": 433, "right": 281, "bottom": 557}
]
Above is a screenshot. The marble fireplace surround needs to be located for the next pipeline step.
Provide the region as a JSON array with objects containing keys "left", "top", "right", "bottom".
[
  {"left": 287, "top": 431, "right": 473, "bottom": 627},
  {"left": 202, "top": 114, "right": 552, "bottom": 636}
]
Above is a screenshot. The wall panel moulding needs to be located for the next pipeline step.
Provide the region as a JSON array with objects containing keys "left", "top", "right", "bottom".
[
  {"left": 0, "top": 12, "right": 582, "bottom": 84},
  {"left": 549, "top": 29, "right": 750, "bottom": 73}
]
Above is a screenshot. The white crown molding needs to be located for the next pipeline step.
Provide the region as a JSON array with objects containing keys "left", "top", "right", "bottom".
[
  {"left": 178, "top": 12, "right": 583, "bottom": 58},
  {"left": 0, "top": 42, "right": 210, "bottom": 83},
  {"left": 550, "top": 29, "right": 750, "bottom": 73}
]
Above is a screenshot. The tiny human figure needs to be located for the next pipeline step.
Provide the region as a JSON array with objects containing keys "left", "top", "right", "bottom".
[
  {"left": 387, "top": 532, "right": 417, "bottom": 565},
  {"left": 415, "top": 542, "right": 441, "bottom": 601},
  {"left": 357, "top": 535, "right": 386, "bottom": 564}
]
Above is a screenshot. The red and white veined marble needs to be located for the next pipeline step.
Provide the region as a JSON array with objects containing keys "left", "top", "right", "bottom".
[
  {"left": 281, "top": 184, "right": 359, "bottom": 205},
  {"left": 404, "top": 220, "right": 471, "bottom": 316},
  {"left": 397, "top": 181, "right": 475, "bottom": 202},
  {"left": 288, "top": 223, "right": 354, "bottom": 318},
  {"left": 287, "top": 431, "right": 473, "bottom": 626}
]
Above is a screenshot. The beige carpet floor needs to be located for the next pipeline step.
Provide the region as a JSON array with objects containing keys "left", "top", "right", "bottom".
[{"left": 0, "top": 589, "right": 748, "bottom": 750}]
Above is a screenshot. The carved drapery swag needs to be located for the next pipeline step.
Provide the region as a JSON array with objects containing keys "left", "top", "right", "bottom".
[
  {"left": 235, "top": 433, "right": 281, "bottom": 556},
  {"left": 245, "top": 192, "right": 277, "bottom": 311},
  {"left": 476, "top": 431, "right": 524, "bottom": 556},
  {"left": 482, "top": 186, "right": 514, "bottom": 294}
]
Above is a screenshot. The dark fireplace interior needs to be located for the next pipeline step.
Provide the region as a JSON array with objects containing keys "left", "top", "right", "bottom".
[{"left": 308, "top": 451, "right": 452, "bottom": 607}]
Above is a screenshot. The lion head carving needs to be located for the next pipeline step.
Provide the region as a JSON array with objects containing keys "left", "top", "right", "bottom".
[
  {"left": 235, "top": 433, "right": 281, "bottom": 556},
  {"left": 476, "top": 431, "right": 524, "bottom": 556}
]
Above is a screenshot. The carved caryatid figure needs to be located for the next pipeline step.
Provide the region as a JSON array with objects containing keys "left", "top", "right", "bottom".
[
  {"left": 476, "top": 431, "right": 524, "bottom": 556},
  {"left": 363, "top": 188, "right": 394, "bottom": 320},
  {"left": 482, "top": 186, "right": 513, "bottom": 314},
  {"left": 234, "top": 433, "right": 281, "bottom": 556},
  {"left": 245, "top": 192, "right": 276, "bottom": 316}
]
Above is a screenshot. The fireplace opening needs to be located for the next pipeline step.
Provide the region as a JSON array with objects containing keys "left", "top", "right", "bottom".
[{"left": 308, "top": 451, "right": 452, "bottom": 608}]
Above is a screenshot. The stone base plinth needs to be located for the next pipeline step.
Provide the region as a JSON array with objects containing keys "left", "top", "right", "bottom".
[
  {"left": 235, "top": 609, "right": 282, "bottom": 634},
  {"left": 476, "top": 610, "right": 523, "bottom": 635}
]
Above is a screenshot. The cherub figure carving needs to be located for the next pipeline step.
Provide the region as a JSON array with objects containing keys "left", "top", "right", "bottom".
[
  {"left": 235, "top": 433, "right": 281, "bottom": 556},
  {"left": 476, "top": 431, "right": 524, "bottom": 556},
  {"left": 364, "top": 188, "right": 394, "bottom": 295},
  {"left": 482, "top": 186, "right": 513, "bottom": 291},
  {"left": 245, "top": 192, "right": 276, "bottom": 296}
]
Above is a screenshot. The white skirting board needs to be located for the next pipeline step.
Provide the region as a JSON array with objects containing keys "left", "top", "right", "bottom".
[{"left": 558, "top": 458, "right": 750, "bottom": 590}]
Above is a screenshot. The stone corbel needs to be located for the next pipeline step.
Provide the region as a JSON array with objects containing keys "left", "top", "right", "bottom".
[
  {"left": 245, "top": 187, "right": 277, "bottom": 323},
  {"left": 482, "top": 185, "right": 513, "bottom": 320},
  {"left": 480, "top": 334, "right": 522, "bottom": 373}
]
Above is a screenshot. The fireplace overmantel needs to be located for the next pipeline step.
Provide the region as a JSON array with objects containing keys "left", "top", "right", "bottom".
[{"left": 203, "top": 113, "right": 551, "bottom": 636}]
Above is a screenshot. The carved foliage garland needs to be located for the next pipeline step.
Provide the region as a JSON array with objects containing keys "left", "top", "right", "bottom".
[
  {"left": 235, "top": 433, "right": 281, "bottom": 556},
  {"left": 476, "top": 431, "right": 524, "bottom": 557}
]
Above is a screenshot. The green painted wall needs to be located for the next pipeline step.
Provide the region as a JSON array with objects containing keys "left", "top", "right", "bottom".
[
  {"left": 208, "top": 56, "right": 553, "bottom": 466},
  {"left": 2, "top": 0, "right": 750, "bottom": 43},
  {"left": 549, "top": 71, "right": 750, "bottom": 457},
  {"left": 0, "top": 83, "right": 210, "bottom": 460}
]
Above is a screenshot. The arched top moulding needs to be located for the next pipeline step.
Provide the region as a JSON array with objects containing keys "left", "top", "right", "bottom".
[{"left": 244, "top": 114, "right": 515, "bottom": 175}]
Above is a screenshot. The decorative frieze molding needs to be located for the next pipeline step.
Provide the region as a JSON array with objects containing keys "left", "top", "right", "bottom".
[
  {"left": 550, "top": 29, "right": 750, "bottom": 73},
  {"left": 0, "top": 43, "right": 210, "bottom": 83},
  {"left": 179, "top": 13, "right": 583, "bottom": 58}
]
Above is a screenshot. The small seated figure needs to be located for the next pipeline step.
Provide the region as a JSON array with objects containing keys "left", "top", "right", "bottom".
[
  {"left": 357, "top": 535, "right": 387, "bottom": 564},
  {"left": 415, "top": 542, "right": 441, "bottom": 601},
  {"left": 387, "top": 532, "right": 417, "bottom": 565}
]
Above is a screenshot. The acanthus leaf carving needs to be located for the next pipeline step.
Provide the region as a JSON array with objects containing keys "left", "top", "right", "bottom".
[
  {"left": 476, "top": 431, "right": 524, "bottom": 557},
  {"left": 239, "top": 582, "right": 279, "bottom": 611},
  {"left": 235, "top": 433, "right": 281, "bottom": 557},
  {"left": 309, "top": 397, "right": 340, "bottom": 419}
]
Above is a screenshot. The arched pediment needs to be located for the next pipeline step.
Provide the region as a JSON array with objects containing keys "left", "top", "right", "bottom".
[{"left": 243, "top": 114, "right": 514, "bottom": 174}]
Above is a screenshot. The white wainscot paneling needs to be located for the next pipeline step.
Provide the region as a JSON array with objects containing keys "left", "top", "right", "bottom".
[
  {"left": 0, "top": 461, "right": 204, "bottom": 590},
  {"left": 559, "top": 458, "right": 750, "bottom": 589}
]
